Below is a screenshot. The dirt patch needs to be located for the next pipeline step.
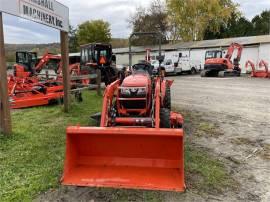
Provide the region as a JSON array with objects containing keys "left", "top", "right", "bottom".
[
  {"left": 231, "top": 137, "right": 257, "bottom": 146},
  {"left": 180, "top": 108, "right": 239, "bottom": 195},
  {"left": 197, "top": 122, "right": 224, "bottom": 137},
  {"left": 36, "top": 187, "right": 164, "bottom": 202},
  {"left": 172, "top": 75, "right": 270, "bottom": 202}
]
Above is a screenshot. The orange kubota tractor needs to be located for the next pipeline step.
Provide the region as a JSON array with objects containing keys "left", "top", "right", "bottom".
[
  {"left": 62, "top": 32, "right": 185, "bottom": 192},
  {"left": 201, "top": 43, "right": 243, "bottom": 77},
  {"left": 245, "top": 60, "right": 270, "bottom": 78}
]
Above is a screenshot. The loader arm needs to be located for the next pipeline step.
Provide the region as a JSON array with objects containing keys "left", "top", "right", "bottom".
[
  {"left": 154, "top": 77, "right": 161, "bottom": 128},
  {"left": 100, "top": 79, "right": 121, "bottom": 127}
]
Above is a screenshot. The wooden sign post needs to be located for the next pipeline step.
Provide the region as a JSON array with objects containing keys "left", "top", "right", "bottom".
[
  {"left": 60, "top": 31, "right": 70, "bottom": 112},
  {"left": 0, "top": 12, "right": 12, "bottom": 135},
  {"left": 0, "top": 0, "right": 69, "bottom": 135}
]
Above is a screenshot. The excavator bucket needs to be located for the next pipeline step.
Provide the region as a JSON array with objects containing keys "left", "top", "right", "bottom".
[{"left": 62, "top": 127, "right": 185, "bottom": 192}]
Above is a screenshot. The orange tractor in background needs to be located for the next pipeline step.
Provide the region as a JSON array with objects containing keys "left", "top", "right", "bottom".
[
  {"left": 13, "top": 51, "right": 61, "bottom": 78},
  {"left": 79, "top": 43, "right": 118, "bottom": 86},
  {"left": 13, "top": 51, "right": 83, "bottom": 82},
  {"left": 245, "top": 60, "right": 269, "bottom": 78},
  {"left": 8, "top": 44, "right": 118, "bottom": 109},
  {"left": 62, "top": 32, "right": 185, "bottom": 192},
  {"left": 201, "top": 43, "right": 243, "bottom": 77},
  {"left": 8, "top": 51, "right": 68, "bottom": 109}
]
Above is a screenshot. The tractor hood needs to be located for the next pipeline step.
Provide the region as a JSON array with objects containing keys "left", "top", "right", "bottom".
[{"left": 122, "top": 73, "right": 150, "bottom": 87}]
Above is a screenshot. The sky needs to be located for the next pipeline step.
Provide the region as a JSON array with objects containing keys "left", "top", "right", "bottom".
[{"left": 2, "top": 0, "right": 270, "bottom": 44}]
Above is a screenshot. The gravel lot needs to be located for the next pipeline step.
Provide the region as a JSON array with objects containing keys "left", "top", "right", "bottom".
[{"left": 172, "top": 75, "right": 270, "bottom": 202}]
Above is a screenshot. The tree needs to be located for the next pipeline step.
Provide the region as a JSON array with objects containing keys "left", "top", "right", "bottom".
[
  {"left": 227, "top": 16, "right": 254, "bottom": 37},
  {"left": 166, "top": 0, "right": 238, "bottom": 41},
  {"left": 69, "top": 25, "right": 79, "bottom": 52},
  {"left": 252, "top": 10, "right": 270, "bottom": 35},
  {"left": 77, "top": 20, "right": 111, "bottom": 45},
  {"left": 204, "top": 12, "right": 254, "bottom": 39},
  {"left": 129, "top": 0, "right": 169, "bottom": 45},
  {"left": 204, "top": 10, "right": 270, "bottom": 40}
]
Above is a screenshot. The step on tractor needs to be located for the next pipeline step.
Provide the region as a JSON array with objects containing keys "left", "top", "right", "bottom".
[
  {"left": 245, "top": 60, "right": 269, "bottom": 78},
  {"left": 201, "top": 43, "right": 243, "bottom": 77},
  {"left": 62, "top": 32, "right": 185, "bottom": 192}
]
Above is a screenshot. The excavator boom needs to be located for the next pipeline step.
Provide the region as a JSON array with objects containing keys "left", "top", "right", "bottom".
[{"left": 225, "top": 43, "right": 243, "bottom": 62}]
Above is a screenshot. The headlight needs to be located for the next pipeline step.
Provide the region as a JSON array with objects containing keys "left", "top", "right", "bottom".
[
  {"left": 137, "top": 87, "right": 146, "bottom": 95},
  {"left": 121, "top": 88, "right": 131, "bottom": 95}
]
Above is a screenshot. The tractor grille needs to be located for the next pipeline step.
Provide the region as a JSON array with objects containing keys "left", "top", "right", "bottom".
[{"left": 120, "top": 100, "right": 146, "bottom": 109}]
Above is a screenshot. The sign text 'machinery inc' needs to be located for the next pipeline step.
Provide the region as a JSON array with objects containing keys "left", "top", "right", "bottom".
[
  {"left": 0, "top": 0, "right": 69, "bottom": 32},
  {"left": 21, "top": 1, "right": 63, "bottom": 29}
]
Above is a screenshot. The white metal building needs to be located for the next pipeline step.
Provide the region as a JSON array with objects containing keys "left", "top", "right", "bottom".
[{"left": 113, "top": 35, "right": 270, "bottom": 73}]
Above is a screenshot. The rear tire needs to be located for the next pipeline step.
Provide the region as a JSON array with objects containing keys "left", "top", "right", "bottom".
[
  {"left": 191, "top": 67, "right": 196, "bottom": 75},
  {"left": 218, "top": 71, "right": 225, "bottom": 77},
  {"left": 201, "top": 70, "right": 206, "bottom": 77},
  {"left": 163, "top": 85, "right": 171, "bottom": 110},
  {"left": 160, "top": 108, "right": 170, "bottom": 128}
]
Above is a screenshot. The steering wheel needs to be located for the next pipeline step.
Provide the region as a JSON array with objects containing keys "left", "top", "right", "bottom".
[{"left": 132, "top": 62, "right": 153, "bottom": 75}]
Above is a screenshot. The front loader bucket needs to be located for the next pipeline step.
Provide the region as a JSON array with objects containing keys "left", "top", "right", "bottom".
[{"left": 62, "top": 127, "right": 185, "bottom": 192}]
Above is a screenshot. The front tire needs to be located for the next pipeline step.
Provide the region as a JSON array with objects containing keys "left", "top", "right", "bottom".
[{"left": 160, "top": 108, "right": 170, "bottom": 128}]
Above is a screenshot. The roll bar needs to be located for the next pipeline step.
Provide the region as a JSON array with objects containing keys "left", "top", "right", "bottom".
[{"left": 128, "top": 32, "right": 163, "bottom": 68}]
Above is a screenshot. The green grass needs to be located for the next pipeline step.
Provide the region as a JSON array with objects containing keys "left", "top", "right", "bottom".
[
  {"left": 178, "top": 108, "right": 236, "bottom": 193},
  {"left": 185, "top": 145, "right": 234, "bottom": 193},
  {"left": 0, "top": 92, "right": 102, "bottom": 201}
]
